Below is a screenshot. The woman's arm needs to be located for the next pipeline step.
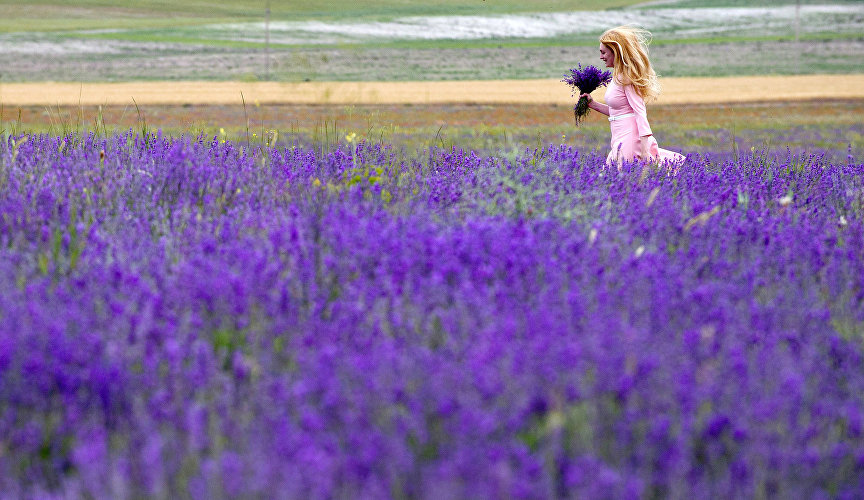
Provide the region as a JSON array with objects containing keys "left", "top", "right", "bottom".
[
  {"left": 579, "top": 93, "right": 609, "bottom": 116},
  {"left": 621, "top": 84, "right": 658, "bottom": 161},
  {"left": 639, "top": 136, "right": 655, "bottom": 161},
  {"left": 622, "top": 84, "right": 652, "bottom": 136}
]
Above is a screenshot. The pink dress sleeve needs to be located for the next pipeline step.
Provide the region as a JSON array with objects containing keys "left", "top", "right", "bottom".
[{"left": 623, "top": 84, "right": 653, "bottom": 137}]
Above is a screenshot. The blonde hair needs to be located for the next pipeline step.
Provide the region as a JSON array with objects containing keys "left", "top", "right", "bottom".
[{"left": 600, "top": 25, "right": 660, "bottom": 103}]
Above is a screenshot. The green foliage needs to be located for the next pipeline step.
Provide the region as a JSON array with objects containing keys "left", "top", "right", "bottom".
[
  {"left": 664, "top": 0, "right": 861, "bottom": 7},
  {"left": 0, "top": 0, "right": 643, "bottom": 32}
]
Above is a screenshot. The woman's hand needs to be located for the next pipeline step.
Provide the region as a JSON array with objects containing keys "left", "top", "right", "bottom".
[
  {"left": 580, "top": 93, "right": 595, "bottom": 112},
  {"left": 580, "top": 92, "right": 609, "bottom": 116},
  {"left": 640, "top": 135, "right": 660, "bottom": 163}
]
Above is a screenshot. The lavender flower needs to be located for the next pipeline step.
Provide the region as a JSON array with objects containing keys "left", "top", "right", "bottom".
[
  {"left": 562, "top": 64, "right": 613, "bottom": 125},
  {"left": 1, "top": 132, "right": 863, "bottom": 498}
]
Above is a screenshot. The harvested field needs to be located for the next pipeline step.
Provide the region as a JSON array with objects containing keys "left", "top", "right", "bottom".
[
  {"left": 9, "top": 99, "right": 864, "bottom": 130},
  {"left": 3, "top": 75, "right": 864, "bottom": 107}
]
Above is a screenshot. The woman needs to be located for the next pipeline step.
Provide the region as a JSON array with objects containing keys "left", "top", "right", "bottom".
[{"left": 581, "top": 26, "right": 684, "bottom": 169}]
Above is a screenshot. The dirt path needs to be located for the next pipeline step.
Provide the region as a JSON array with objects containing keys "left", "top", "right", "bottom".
[{"left": 2, "top": 75, "right": 863, "bottom": 107}]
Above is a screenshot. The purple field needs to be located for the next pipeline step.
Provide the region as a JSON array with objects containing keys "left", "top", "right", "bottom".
[{"left": 1, "top": 132, "right": 864, "bottom": 498}]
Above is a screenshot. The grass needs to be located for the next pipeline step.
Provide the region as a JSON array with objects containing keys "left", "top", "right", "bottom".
[
  {"left": 2, "top": 0, "right": 858, "bottom": 32},
  {"left": 657, "top": 0, "right": 862, "bottom": 7},
  {"left": 3, "top": 100, "right": 862, "bottom": 159},
  {"left": 0, "top": 0, "right": 644, "bottom": 32},
  {"left": 2, "top": 1, "right": 860, "bottom": 82},
  {"left": 2, "top": 35, "right": 859, "bottom": 82},
  {"left": 62, "top": 27, "right": 864, "bottom": 51}
]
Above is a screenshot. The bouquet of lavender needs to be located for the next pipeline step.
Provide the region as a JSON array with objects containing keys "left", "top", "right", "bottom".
[{"left": 562, "top": 64, "right": 612, "bottom": 125}]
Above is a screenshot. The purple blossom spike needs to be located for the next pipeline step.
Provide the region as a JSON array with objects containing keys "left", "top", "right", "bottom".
[
  {"left": 562, "top": 64, "right": 613, "bottom": 125},
  {"left": 0, "top": 131, "right": 863, "bottom": 497}
]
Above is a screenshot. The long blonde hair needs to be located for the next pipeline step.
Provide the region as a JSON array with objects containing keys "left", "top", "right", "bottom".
[{"left": 600, "top": 25, "right": 660, "bottom": 103}]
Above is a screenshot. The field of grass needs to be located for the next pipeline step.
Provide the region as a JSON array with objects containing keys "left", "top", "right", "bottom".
[
  {"left": 3, "top": 37, "right": 858, "bottom": 83},
  {"left": 0, "top": 0, "right": 646, "bottom": 32},
  {"left": 4, "top": 100, "right": 862, "bottom": 161},
  {"left": 1, "top": 1, "right": 861, "bottom": 84},
  {"left": 1, "top": 1, "right": 861, "bottom": 82},
  {"left": 664, "top": 0, "right": 861, "bottom": 7},
  {"left": 2, "top": 0, "right": 858, "bottom": 32},
  {"left": 30, "top": 4, "right": 863, "bottom": 49}
]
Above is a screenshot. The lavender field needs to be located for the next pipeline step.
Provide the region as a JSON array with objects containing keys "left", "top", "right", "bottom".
[{"left": 2, "top": 130, "right": 864, "bottom": 498}]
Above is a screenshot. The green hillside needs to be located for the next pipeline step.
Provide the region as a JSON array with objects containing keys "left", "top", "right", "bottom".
[{"left": 0, "top": 0, "right": 643, "bottom": 32}]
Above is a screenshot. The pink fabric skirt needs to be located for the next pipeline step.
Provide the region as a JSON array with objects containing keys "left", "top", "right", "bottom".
[{"left": 606, "top": 116, "right": 684, "bottom": 168}]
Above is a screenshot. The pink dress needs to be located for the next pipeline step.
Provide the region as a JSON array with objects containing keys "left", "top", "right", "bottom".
[{"left": 604, "top": 77, "right": 684, "bottom": 168}]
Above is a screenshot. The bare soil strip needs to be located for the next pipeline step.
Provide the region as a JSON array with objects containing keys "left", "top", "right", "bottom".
[{"left": 2, "top": 75, "right": 863, "bottom": 107}]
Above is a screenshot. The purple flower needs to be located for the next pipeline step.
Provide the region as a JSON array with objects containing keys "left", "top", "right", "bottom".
[
  {"left": 562, "top": 64, "right": 613, "bottom": 125},
  {"left": 2, "top": 133, "right": 864, "bottom": 498}
]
